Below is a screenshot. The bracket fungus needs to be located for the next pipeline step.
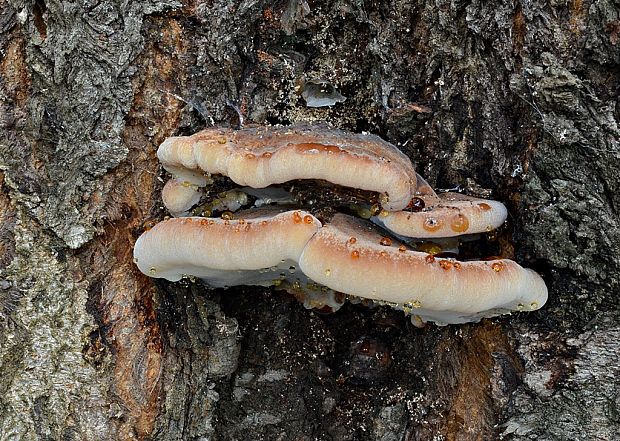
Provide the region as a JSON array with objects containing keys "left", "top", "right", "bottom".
[{"left": 135, "top": 124, "right": 548, "bottom": 326}]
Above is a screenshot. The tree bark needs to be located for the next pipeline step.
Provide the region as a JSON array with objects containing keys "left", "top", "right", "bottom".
[{"left": 1, "top": 0, "right": 619, "bottom": 440}]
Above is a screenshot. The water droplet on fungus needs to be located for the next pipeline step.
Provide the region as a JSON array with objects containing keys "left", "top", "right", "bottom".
[
  {"left": 325, "top": 268, "right": 331, "bottom": 276},
  {"left": 221, "top": 211, "right": 234, "bottom": 220},
  {"left": 293, "top": 211, "right": 302, "bottom": 224},
  {"left": 398, "top": 245, "right": 407, "bottom": 252},
  {"left": 351, "top": 250, "right": 360, "bottom": 259},
  {"left": 425, "top": 254, "right": 435, "bottom": 263},
  {"left": 478, "top": 202, "right": 491, "bottom": 211},
  {"left": 530, "top": 301, "right": 539, "bottom": 310},
  {"left": 303, "top": 215, "right": 314, "bottom": 224},
  {"left": 491, "top": 262, "right": 504, "bottom": 272},
  {"left": 149, "top": 267, "right": 157, "bottom": 274},
  {"left": 348, "top": 237, "right": 357, "bottom": 244},
  {"left": 517, "top": 303, "right": 525, "bottom": 311},
  {"left": 262, "top": 152, "right": 273, "bottom": 158}
]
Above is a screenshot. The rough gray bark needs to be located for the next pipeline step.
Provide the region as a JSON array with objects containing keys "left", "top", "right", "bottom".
[{"left": 1, "top": 0, "right": 619, "bottom": 440}]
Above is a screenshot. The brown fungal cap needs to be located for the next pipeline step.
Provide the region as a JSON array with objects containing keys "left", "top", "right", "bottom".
[
  {"left": 157, "top": 125, "right": 419, "bottom": 211},
  {"left": 375, "top": 193, "right": 508, "bottom": 238},
  {"left": 133, "top": 210, "right": 321, "bottom": 283},
  {"left": 298, "top": 214, "right": 547, "bottom": 324}
]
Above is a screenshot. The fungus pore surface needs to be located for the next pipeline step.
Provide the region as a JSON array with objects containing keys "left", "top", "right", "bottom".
[{"left": 135, "top": 124, "right": 548, "bottom": 325}]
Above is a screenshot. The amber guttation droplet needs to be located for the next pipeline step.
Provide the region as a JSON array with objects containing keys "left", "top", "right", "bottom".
[
  {"left": 224, "top": 220, "right": 230, "bottom": 225},
  {"left": 142, "top": 220, "right": 156, "bottom": 231},
  {"left": 491, "top": 262, "right": 504, "bottom": 272},
  {"left": 423, "top": 217, "right": 442, "bottom": 232},
  {"left": 238, "top": 219, "right": 246, "bottom": 224},
  {"left": 200, "top": 219, "right": 209, "bottom": 226},
  {"left": 208, "top": 220, "right": 215, "bottom": 225},
  {"left": 478, "top": 202, "right": 491, "bottom": 211},
  {"left": 221, "top": 211, "right": 234, "bottom": 220},
  {"left": 379, "top": 251, "right": 388, "bottom": 257},
  {"left": 379, "top": 210, "right": 390, "bottom": 217},
  {"left": 406, "top": 197, "right": 425, "bottom": 212},
  {"left": 530, "top": 301, "right": 539, "bottom": 309},
  {"left": 398, "top": 245, "right": 407, "bottom": 252},
  {"left": 348, "top": 237, "right": 357, "bottom": 244},
  {"left": 262, "top": 152, "right": 273, "bottom": 158},
  {"left": 351, "top": 250, "right": 360, "bottom": 259},
  {"left": 293, "top": 211, "right": 302, "bottom": 224},
  {"left": 439, "top": 260, "right": 452, "bottom": 270},
  {"left": 450, "top": 214, "right": 470, "bottom": 233},
  {"left": 245, "top": 153, "right": 256, "bottom": 159},
  {"left": 425, "top": 254, "right": 435, "bottom": 263},
  {"left": 303, "top": 215, "right": 314, "bottom": 224},
  {"left": 218, "top": 138, "right": 227, "bottom": 144},
  {"left": 453, "top": 262, "right": 462, "bottom": 270},
  {"left": 261, "top": 220, "right": 268, "bottom": 226},
  {"left": 379, "top": 237, "right": 392, "bottom": 246},
  {"left": 324, "top": 268, "right": 331, "bottom": 276},
  {"left": 370, "top": 204, "right": 381, "bottom": 216}
]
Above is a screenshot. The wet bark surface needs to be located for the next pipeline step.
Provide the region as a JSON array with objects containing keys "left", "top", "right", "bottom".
[{"left": 1, "top": 0, "right": 619, "bottom": 440}]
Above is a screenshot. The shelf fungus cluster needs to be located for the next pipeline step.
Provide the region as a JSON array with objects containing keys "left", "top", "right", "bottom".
[{"left": 134, "top": 124, "right": 548, "bottom": 325}]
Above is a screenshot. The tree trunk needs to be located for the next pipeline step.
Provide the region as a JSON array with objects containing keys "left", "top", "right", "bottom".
[{"left": 1, "top": 0, "right": 619, "bottom": 440}]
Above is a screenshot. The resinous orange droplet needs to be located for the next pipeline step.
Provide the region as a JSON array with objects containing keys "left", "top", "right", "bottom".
[
  {"left": 425, "top": 254, "right": 435, "bottom": 263},
  {"left": 478, "top": 202, "right": 491, "bottom": 211},
  {"left": 450, "top": 214, "right": 470, "bottom": 233},
  {"left": 351, "top": 250, "right": 360, "bottom": 259},
  {"left": 398, "top": 245, "right": 406, "bottom": 252},
  {"left": 293, "top": 212, "right": 302, "bottom": 224},
  {"left": 262, "top": 152, "right": 273, "bottom": 158},
  {"left": 348, "top": 237, "right": 357, "bottom": 244},
  {"left": 380, "top": 237, "right": 392, "bottom": 246},
  {"left": 423, "top": 217, "right": 442, "bottom": 232},
  {"left": 303, "top": 215, "right": 314, "bottom": 224},
  {"left": 439, "top": 260, "right": 452, "bottom": 270},
  {"left": 491, "top": 262, "right": 504, "bottom": 272}
]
